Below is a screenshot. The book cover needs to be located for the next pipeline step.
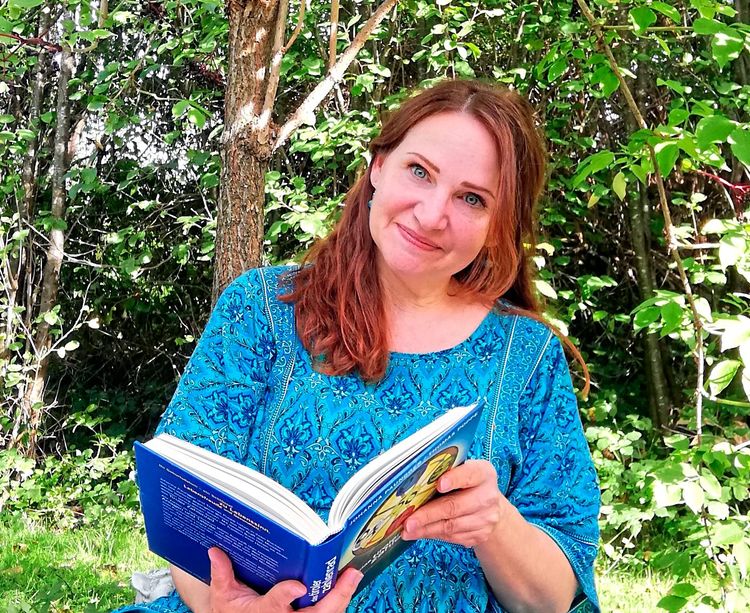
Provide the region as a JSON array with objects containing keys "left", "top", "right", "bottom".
[{"left": 135, "top": 402, "right": 482, "bottom": 608}]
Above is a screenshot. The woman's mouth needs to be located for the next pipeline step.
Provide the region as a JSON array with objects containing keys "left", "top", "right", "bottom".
[{"left": 397, "top": 224, "right": 441, "bottom": 251}]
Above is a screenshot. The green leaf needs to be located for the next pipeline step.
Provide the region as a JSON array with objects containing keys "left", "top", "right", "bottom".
[
  {"left": 668, "top": 108, "right": 689, "bottom": 125},
  {"left": 660, "top": 300, "right": 684, "bottom": 335},
  {"left": 721, "top": 316, "right": 750, "bottom": 351},
  {"left": 573, "top": 151, "right": 615, "bottom": 186},
  {"left": 172, "top": 100, "right": 191, "bottom": 118},
  {"left": 696, "top": 115, "right": 736, "bottom": 148},
  {"left": 693, "top": 18, "right": 722, "bottom": 35},
  {"left": 172, "top": 243, "right": 189, "bottom": 265},
  {"left": 714, "top": 522, "right": 744, "bottom": 545},
  {"left": 654, "top": 142, "right": 680, "bottom": 177},
  {"left": 718, "top": 234, "right": 746, "bottom": 270},
  {"left": 8, "top": 0, "right": 44, "bottom": 8},
  {"left": 664, "top": 434, "right": 690, "bottom": 450},
  {"left": 0, "top": 16, "right": 15, "bottom": 33},
  {"left": 42, "top": 311, "right": 59, "bottom": 326},
  {"left": 699, "top": 471, "right": 722, "bottom": 499},
  {"left": 711, "top": 28, "right": 744, "bottom": 68},
  {"left": 742, "top": 368, "right": 750, "bottom": 401},
  {"left": 634, "top": 306, "right": 660, "bottom": 329},
  {"left": 590, "top": 65, "right": 619, "bottom": 96},
  {"left": 734, "top": 541, "right": 750, "bottom": 578},
  {"left": 612, "top": 172, "right": 626, "bottom": 200},
  {"left": 652, "top": 2, "right": 681, "bottom": 23},
  {"left": 657, "top": 595, "right": 686, "bottom": 612},
  {"left": 535, "top": 279, "right": 557, "bottom": 299},
  {"left": 630, "top": 7, "right": 657, "bottom": 34},
  {"left": 707, "top": 359, "right": 741, "bottom": 396},
  {"left": 547, "top": 58, "right": 568, "bottom": 82},
  {"left": 654, "top": 480, "right": 682, "bottom": 507},
  {"left": 706, "top": 501, "right": 729, "bottom": 520},
  {"left": 729, "top": 128, "right": 750, "bottom": 165},
  {"left": 681, "top": 480, "right": 705, "bottom": 514},
  {"left": 669, "top": 583, "right": 698, "bottom": 598}
]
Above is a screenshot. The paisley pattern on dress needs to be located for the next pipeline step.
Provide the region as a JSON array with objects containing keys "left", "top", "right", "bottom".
[{"left": 114, "top": 266, "right": 600, "bottom": 613}]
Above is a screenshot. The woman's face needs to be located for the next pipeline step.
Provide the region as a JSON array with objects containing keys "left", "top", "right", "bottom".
[{"left": 369, "top": 111, "right": 500, "bottom": 289}]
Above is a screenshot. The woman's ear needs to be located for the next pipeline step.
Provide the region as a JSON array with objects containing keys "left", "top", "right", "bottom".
[{"left": 370, "top": 153, "right": 385, "bottom": 189}]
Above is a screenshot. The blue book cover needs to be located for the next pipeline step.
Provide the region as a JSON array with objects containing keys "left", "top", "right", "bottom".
[{"left": 135, "top": 402, "right": 482, "bottom": 608}]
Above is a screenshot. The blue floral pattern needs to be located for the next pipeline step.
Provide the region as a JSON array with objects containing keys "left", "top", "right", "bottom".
[{"left": 114, "top": 266, "right": 600, "bottom": 613}]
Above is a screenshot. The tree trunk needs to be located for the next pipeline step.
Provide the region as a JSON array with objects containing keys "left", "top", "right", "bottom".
[
  {"left": 14, "top": 42, "right": 74, "bottom": 457},
  {"left": 627, "top": 61, "right": 673, "bottom": 430},
  {"left": 629, "top": 181, "right": 672, "bottom": 429},
  {"left": 212, "top": 0, "right": 399, "bottom": 301},
  {"left": 3, "top": 8, "right": 51, "bottom": 362},
  {"left": 212, "top": 0, "right": 281, "bottom": 301}
]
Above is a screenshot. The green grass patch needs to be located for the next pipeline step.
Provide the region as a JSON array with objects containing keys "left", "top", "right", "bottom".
[
  {"left": 0, "top": 516, "right": 730, "bottom": 612},
  {"left": 0, "top": 516, "right": 160, "bottom": 613}
]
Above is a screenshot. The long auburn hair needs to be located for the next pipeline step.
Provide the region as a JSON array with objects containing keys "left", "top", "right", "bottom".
[{"left": 282, "top": 79, "right": 589, "bottom": 392}]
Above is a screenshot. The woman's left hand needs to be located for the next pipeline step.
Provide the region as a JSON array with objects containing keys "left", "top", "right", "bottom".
[{"left": 400, "top": 459, "right": 506, "bottom": 548}]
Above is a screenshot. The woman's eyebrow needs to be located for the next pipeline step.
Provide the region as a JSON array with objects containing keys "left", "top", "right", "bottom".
[
  {"left": 408, "top": 152, "right": 441, "bottom": 173},
  {"left": 408, "top": 151, "right": 494, "bottom": 197}
]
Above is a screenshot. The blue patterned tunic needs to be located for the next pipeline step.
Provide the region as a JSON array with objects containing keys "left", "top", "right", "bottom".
[{"left": 115, "top": 266, "right": 600, "bottom": 613}]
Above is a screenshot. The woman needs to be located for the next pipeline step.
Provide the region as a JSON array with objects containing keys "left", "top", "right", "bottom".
[{"left": 117, "top": 79, "right": 600, "bottom": 613}]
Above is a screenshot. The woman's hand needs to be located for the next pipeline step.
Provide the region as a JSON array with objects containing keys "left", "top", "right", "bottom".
[
  {"left": 208, "top": 547, "right": 363, "bottom": 612},
  {"left": 400, "top": 459, "right": 506, "bottom": 548}
]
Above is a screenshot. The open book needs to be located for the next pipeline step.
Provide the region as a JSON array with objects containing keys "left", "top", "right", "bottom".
[{"left": 135, "top": 401, "right": 482, "bottom": 608}]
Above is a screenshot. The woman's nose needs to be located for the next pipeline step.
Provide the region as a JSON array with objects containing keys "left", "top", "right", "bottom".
[{"left": 414, "top": 192, "right": 450, "bottom": 231}]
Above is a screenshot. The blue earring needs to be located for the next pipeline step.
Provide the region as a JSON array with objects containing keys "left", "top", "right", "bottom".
[{"left": 367, "top": 199, "right": 373, "bottom": 209}]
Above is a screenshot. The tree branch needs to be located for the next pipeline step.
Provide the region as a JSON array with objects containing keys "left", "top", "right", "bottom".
[
  {"left": 274, "top": 0, "right": 399, "bottom": 151},
  {"left": 329, "top": 0, "right": 340, "bottom": 70},
  {"left": 283, "top": 0, "right": 306, "bottom": 53},
  {"left": 576, "top": 0, "right": 706, "bottom": 440},
  {"left": 0, "top": 32, "right": 61, "bottom": 53},
  {"left": 257, "top": 0, "right": 290, "bottom": 144}
]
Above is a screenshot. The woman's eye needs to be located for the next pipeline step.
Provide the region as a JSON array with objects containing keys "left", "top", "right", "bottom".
[
  {"left": 464, "top": 193, "right": 485, "bottom": 207},
  {"left": 410, "top": 164, "right": 428, "bottom": 179}
]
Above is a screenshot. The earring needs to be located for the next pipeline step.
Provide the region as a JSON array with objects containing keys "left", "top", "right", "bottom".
[{"left": 367, "top": 199, "right": 373, "bottom": 209}]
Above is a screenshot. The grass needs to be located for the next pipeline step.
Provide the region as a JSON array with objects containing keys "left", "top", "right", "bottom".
[
  {"left": 0, "top": 515, "right": 160, "bottom": 613},
  {"left": 0, "top": 516, "right": 724, "bottom": 612},
  {"left": 597, "top": 566, "right": 682, "bottom": 612}
]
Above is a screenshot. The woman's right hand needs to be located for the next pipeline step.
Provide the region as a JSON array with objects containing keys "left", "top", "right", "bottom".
[{"left": 208, "top": 547, "right": 363, "bottom": 613}]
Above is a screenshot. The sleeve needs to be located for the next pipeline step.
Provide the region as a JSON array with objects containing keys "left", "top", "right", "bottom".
[
  {"left": 154, "top": 269, "right": 276, "bottom": 463},
  {"left": 502, "top": 335, "right": 601, "bottom": 612}
]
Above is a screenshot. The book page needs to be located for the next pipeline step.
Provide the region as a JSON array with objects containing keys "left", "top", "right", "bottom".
[
  {"left": 147, "top": 435, "right": 329, "bottom": 542},
  {"left": 327, "top": 402, "right": 480, "bottom": 530}
]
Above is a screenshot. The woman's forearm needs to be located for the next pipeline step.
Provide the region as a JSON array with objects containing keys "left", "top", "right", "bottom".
[
  {"left": 473, "top": 500, "right": 577, "bottom": 613},
  {"left": 171, "top": 565, "right": 211, "bottom": 613}
]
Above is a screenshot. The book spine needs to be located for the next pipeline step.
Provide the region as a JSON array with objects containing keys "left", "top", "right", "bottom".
[{"left": 295, "top": 532, "right": 346, "bottom": 608}]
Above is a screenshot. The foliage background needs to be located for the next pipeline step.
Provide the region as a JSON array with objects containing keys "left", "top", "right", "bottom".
[{"left": 1, "top": 0, "right": 750, "bottom": 611}]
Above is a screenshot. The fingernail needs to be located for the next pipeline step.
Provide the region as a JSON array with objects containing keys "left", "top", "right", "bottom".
[
  {"left": 294, "top": 585, "right": 308, "bottom": 598},
  {"left": 351, "top": 570, "right": 364, "bottom": 588},
  {"left": 438, "top": 478, "right": 450, "bottom": 492}
]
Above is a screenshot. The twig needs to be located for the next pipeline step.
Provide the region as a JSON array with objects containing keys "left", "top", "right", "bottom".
[
  {"left": 0, "top": 32, "right": 62, "bottom": 53},
  {"left": 283, "top": 0, "right": 306, "bottom": 53},
  {"left": 329, "top": 0, "right": 340, "bottom": 71},
  {"left": 274, "top": 0, "right": 400, "bottom": 151},
  {"left": 601, "top": 25, "right": 692, "bottom": 32},
  {"left": 576, "top": 0, "right": 706, "bottom": 441},
  {"left": 675, "top": 242, "right": 721, "bottom": 250},
  {"left": 257, "top": 0, "right": 290, "bottom": 144}
]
